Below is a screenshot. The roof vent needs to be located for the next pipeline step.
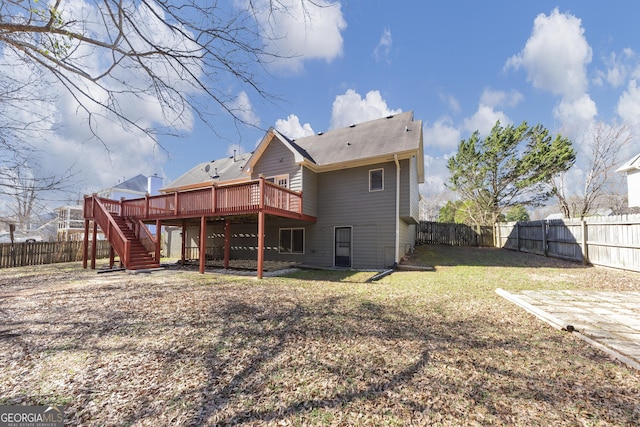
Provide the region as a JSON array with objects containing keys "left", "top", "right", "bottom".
[
  {"left": 405, "top": 126, "right": 409, "bottom": 132},
  {"left": 386, "top": 115, "right": 394, "bottom": 119},
  {"left": 347, "top": 141, "right": 351, "bottom": 146},
  {"left": 349, "top": 123, "right": 356, "bottom": 128},
  {"left": 317, "top": 131, "right": 324, "bottom": 135}
]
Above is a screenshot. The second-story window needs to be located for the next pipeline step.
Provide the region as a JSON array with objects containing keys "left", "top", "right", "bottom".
[
  {"left": 369, "top": 168, "right": 384, "bottom": 192},
  {"left": 266, "top": 174, "right": 289, "bottom": 188}
]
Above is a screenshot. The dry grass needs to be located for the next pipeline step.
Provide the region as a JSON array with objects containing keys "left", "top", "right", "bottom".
[{"left": 1, "top": 246, "right": 639, "bottom": 426}]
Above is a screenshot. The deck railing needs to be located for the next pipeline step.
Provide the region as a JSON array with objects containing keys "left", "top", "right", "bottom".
[{"left": 85, "top": 179, "right": 305, "bottom": 222}]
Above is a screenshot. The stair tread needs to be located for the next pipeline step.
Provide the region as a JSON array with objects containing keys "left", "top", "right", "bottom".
[{"left": 97, "top": 213, "right": 158, "bottom": 270}]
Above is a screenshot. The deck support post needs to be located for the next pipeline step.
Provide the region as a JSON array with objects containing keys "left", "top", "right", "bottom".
[
  {"left": 109, "top": 246, "right": 115, "bottom": 269},
  {"left": 180, "top": 220, "right": 186, "bottom": 265},
  {"left": 82, "top": 220, "right": 89, "bottom": 269},
  {"left": 224, "top": 219, "right": 231, "bottom": 269},
  {"left": 257, "top": 176, "right": 265, "bottom": 279},
  {"left": 90, "top": 219, "right": 97, "bottom": 270},
  {"left": 155, "top": 220, "right": 161, "bottom": 263},
  {"left": 199, "top": 216, "right": 207, "bottom": 274}
]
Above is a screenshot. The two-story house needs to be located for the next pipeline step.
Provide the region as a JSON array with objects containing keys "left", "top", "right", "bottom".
[{"left": 83, "top": 112, "right": 424, "bottom": 276}]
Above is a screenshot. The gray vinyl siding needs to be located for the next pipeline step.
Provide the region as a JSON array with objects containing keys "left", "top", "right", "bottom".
[
  {"left": 251, "top": 139, "right": 302, "bottom": 191},
  {"left": 306, "top": 162, "right": 397, "bottom": 269},
  {"left": 399, "top": 157, "right": 420, "bottom": 223},
  {"left": 409, "top": 156, "right": 420, "bottom": 221},
  {"left": 179, "top": 159, "right": 415, "bottom": 270},
  {"left": 302, "top": 167, "right": 317, "bottom": 217},
  {"left": 399, "top": 219, "right": 416, "bottom": 258}
]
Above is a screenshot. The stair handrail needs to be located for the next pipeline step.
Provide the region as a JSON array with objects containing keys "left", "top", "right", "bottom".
[{"left": 92, "top": 197, "right": 131, "bottom": 268}]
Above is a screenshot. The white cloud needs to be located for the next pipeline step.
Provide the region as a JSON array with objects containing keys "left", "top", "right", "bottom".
[
  {"left": 421, "top": 154, "right": 453, "bottom": 195},
  {"left": 275, "top": 114, "right": 315, "bottom": 139},
  {"left": 617, "top": 79, "right": 640, "bottom": 126},
  {"left": 230, "top": 91, "right": 260, "bottom": 126},
  {"left": 594, "top": 49, "right": 636, "bottom": 88},
  {"left": 373, "top": 28, "right": 392, "bottom": 64},
  {"left": 330, "top": 89, "right": 402, "bottom": 129},
  {"left": 480, "top": 88, "right": 523, "bottom": 109},
  {"left": 248, "top": 0, "right": 347, "bottom": 73},
  {"left": 553, "top": 94, "right": 597, "bottom": 136},
  {"left": 506, "top": 8, "right": 592, "bottom": 100},
  {"left": 438, "top": 91, "right": 461, "bottom": 114},
  {"left": 424, "top": 117, "right": 461, "bottom": 151},
  {"left": 463, "top": 104, "right": 510, "bottom": 136}
]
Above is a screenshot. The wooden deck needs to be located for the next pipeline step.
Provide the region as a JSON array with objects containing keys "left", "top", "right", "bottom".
[
  {"left": 83, "top": 177, "right": 316, "bottom": 277},
  {"left": 84, "top": 178, "right": 314, "bottom": 223}
]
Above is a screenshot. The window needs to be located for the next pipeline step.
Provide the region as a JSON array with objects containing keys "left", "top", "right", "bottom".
[
  {"left": 279, "top": 228, "right": 304, "bottom": 254},
  {"left": 266, "top": 174, "right": 289, "bottom": 188},
  {"left": 369, "top": 168, "right": 384, "bottom": 191},
  {"left": 266, "top": 174, "right": 289, "bottom": 209}
]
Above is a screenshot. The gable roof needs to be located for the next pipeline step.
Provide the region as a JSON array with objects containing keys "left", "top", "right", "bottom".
[
  {"left": 162, "top": 152, "right": 253, "bottom": 192},
  {"left": 296, "top": 111, "right": 421, "bottom": 166},
  {"left": 617, "top": 152, "right": 640, "bottom": 173},
  {"left": 245, "top": 111, "right": 424, "bottom": 179},
  {"left": 114, "top": 174, "right": 148, "bottom": 193},
  {"left": 98, "top": 174, "right": 148, "bottom": 198}
]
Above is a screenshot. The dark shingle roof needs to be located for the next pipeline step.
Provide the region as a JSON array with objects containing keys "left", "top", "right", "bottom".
[{"left": 290, "top": 111, "right": 421, "bottom": 166}]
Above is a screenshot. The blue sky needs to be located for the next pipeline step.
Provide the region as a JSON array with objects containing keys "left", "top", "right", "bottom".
[
  {"left": 159, "top": 1, "right": 640, "bottom": 199},
  {"left": 9, "top": 1, "right": 640, "bottom": 205}
]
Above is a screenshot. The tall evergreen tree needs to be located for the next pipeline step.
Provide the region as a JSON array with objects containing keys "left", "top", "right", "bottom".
[{"left": 447, "top": 121, "right": 575, "bottom": 224}]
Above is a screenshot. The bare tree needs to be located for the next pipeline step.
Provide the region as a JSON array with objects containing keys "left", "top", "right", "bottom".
[
  {"left": 549, "top": 122, "right": 633, "bottom": 219},
  {"left": 0, "top": 0, "right": 326, "bottom": 150},
  {"left": 419, "top": 188, "right": 455, "bottom": 221},
  {"left": 0, "top": 158, "right": 76, "bottom": 230}
]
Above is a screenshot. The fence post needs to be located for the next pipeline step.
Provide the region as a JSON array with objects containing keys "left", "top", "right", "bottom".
[
  {"left": 581, "top": 219, "right": 589, "bottom": 265},
  {"left": 516, "top": 222, "right": 520, "bottom": 252},
  {"left": 542, "top": 220, "right": 548, "bottom": 257}
]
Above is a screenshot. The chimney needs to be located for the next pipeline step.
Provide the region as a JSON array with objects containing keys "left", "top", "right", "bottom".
[{"left": 147, "top": 174, "right": 164, "bottom": 195}]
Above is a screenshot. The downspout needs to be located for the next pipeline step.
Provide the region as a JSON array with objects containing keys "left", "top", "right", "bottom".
[{"left": 394, "top": 154, "right": 400, "bottom": 266}]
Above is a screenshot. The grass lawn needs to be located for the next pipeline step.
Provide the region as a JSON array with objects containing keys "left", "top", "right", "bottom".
[{"left": 1, "top": 245, "right": 639, "bottom": 425}]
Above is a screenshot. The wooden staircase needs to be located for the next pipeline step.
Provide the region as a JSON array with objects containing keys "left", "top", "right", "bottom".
[
  {"left": 84, "top": 195, "right": 160, "bottom": 271},
  {"left": 111, "top": 216, "right": 161, "bottom": 270}
]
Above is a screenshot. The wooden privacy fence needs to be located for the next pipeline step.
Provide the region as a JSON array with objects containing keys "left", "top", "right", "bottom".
[
  {"left": 0, "top": 240, "right": 111, "bottom": 269},
  {"left": 417, "top": 221, "right": 494, "bottom": 247},
  {"left": 495, "top": 214, "right": 640, "bottom": 272}
]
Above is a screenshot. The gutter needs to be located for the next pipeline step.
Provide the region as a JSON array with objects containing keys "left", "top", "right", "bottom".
[{"left": 394, "top": 154, "right": 400, "bottom": 264}]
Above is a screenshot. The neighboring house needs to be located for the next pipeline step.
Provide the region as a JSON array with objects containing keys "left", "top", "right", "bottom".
[
  {"left": 617, "top": 152, "right": 640, "bottom": 208},
  {"left": 99, "top": 174, "right": 164, "bottom": 200},
  {"left": 83, "top": 112, "right": 424, "bottom": 274},
  {"left": 164, "top": 111, "right": 424, "bottom": 270},
  {"left": 59, "top": 174, "right": 164, "bottom": 241}
]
